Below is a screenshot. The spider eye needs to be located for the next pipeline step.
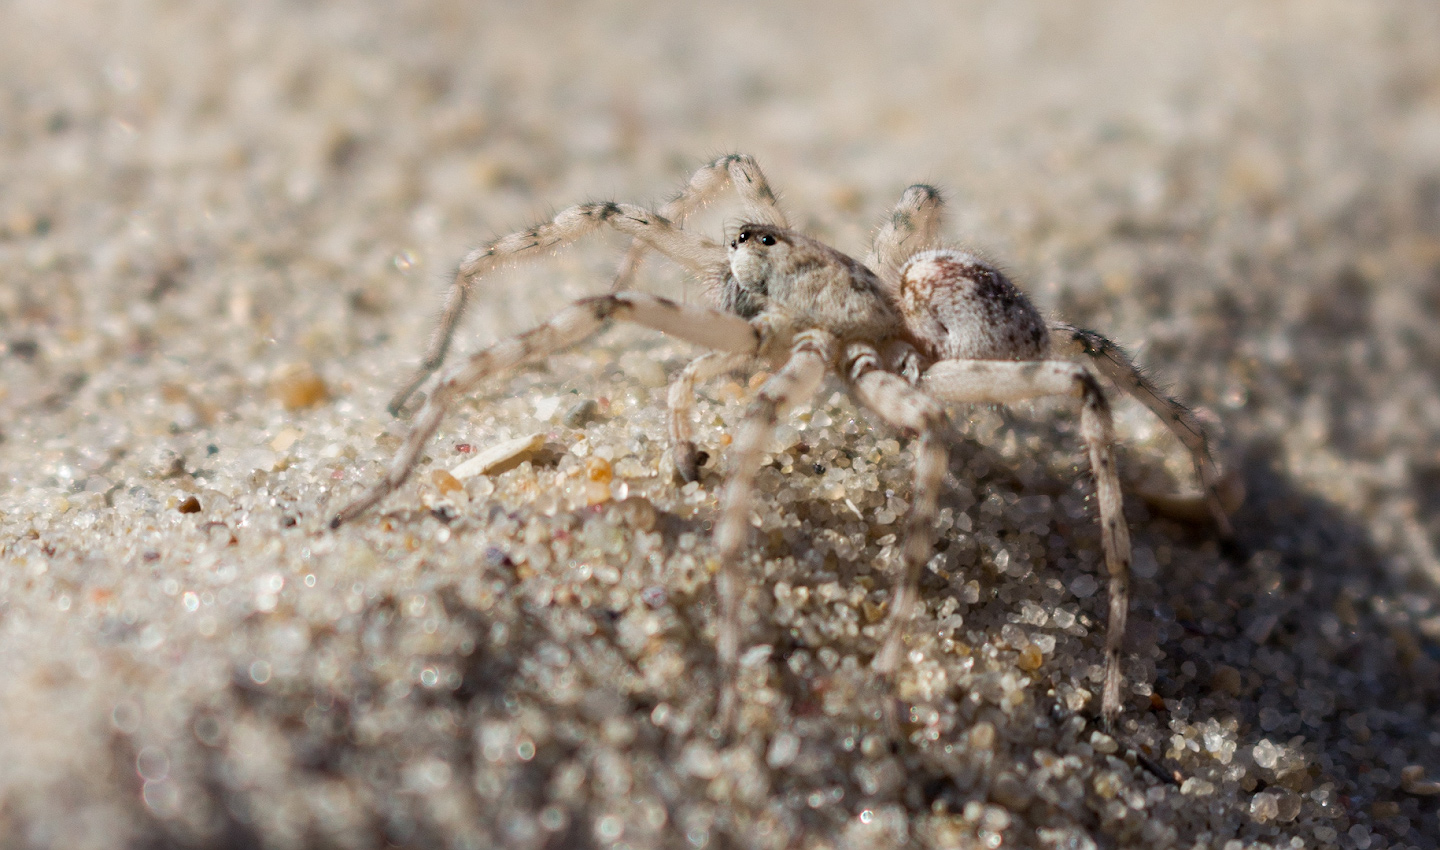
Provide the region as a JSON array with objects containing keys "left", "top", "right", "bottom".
[
  {"left": 736, "top": 231, "right": 750, "bottom": 243},
  {"left": 759, "top": 234, "right": 776, "bottom": 246}
]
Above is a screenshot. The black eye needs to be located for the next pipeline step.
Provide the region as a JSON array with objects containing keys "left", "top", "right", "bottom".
[
  {"left": 759, "top": 234, "right": 776, "bottom": 246},
  {"left": 736, "top": 231, "right": 749, "bottom": 243}
]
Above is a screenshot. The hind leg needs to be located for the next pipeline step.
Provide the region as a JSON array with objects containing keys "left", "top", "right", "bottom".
[
  {"left": 1050, "top": 323, "right": 1240, "bottom": 537},
  {"left": 922, "top": 358, "right": 1132, "bottom": 725}
]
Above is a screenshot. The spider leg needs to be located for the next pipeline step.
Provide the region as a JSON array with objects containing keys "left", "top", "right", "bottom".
[
  {"left": 864, "top": 184, "right": 945, "bottom": 289},
  {"left": 1050, "top": 323, "right": 1240, "bottom": 537},
  {"left": 922, "top": 359, "right": 1132, "bottom": 725},
  {"left": 843, "top": 348, "right": 950, "bottom": 678},
  {"left": 332, "top": 293, "right": 761, "bottom": 528},
  {"left": 389, "top": 202, "right": 726, "bottom": 417},
  {"left": 668, "top": 351, "right": 751, "bottom": 482},
  {"left": 713, "top": 330, "right": 833, "bottom": 727},
  {"left": 612, "top": 153, "right": 788, "bottom": 293}
]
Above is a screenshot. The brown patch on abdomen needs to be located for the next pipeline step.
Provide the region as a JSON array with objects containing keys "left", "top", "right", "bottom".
[{"left": 898, "top": 250, "right": 1049, "bottom": 362}]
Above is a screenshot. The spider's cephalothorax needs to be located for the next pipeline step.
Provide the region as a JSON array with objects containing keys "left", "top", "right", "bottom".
[
  {"left": 726, "top": 224, "right": 904, "bottom": 344},
  {"left": 330, "top": 154, "right": 1238, "bottom": 728}
]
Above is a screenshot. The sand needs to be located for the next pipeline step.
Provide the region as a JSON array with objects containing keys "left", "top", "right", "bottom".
[{"left": 2, "top": 1, "right": 1440, "bottom": 847}]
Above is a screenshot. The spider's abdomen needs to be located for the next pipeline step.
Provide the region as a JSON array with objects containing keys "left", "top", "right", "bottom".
[{"left": 898, "top": 249, "right": 1049, "bottom": 362}]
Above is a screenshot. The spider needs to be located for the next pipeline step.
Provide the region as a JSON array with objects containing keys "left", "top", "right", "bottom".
[{"left": 330, "top": 154, "right": 1237, "bottom": 726}]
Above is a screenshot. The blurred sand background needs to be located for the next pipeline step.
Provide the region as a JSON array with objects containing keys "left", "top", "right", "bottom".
[{"left": 3, "top": 1, "right": 1440, "bottom": 848}]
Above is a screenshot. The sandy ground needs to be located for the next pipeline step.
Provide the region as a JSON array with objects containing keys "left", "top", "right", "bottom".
[{"left": 3, "top": 1, "right": 1440, "bottom": 848}]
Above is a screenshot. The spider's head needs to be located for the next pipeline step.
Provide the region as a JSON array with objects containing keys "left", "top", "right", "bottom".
[
  {"left": 718, "top": 223, "right": 789, "bottom": 318},
  {"left": 727, "top": 223, "right": 791, "bottom": 295},
  {"left": 725, "top": 222, "right": 903, "bottom": 338}
]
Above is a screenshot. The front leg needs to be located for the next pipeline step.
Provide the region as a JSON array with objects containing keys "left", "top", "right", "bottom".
[
  {"left": 844, "top": 353, "right": 951, "bottom": 678},
  {"left": 332, "top": 293, "right": 762, "bottom": 528},
  {"left": 389, "top": 202, "right": 726, "bottom": 417},
  {"left": 612, "top": 154, "right": 788, "bottom": 292},
  {"left": 712, "top": 331, "right": 833, "bottom": 729}
]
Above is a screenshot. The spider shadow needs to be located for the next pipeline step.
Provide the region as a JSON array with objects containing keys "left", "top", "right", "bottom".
[
  {"left": 768, "top": 399, "right": 1440, "bottom": 842},
  {"left": 1125, "top": 431, "right": 1436, "bottom": 842}
]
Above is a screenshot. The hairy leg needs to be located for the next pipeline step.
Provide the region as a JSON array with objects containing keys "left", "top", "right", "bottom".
[
  {"left": 612, "top": 153, "right": 788, "bottom": 292},
  {"left": 712, "top": 331, "right": 833, "bottom": 727},
  {"left": 865, "top": 184, "right": 945, "bottom": 290},
  {"left": 390, "top": 202, "right": 726, "bottom": 416},
  {"left": 1050, "top": 323, "right": 1239, "bottom": 537},
  {"left": 843, "top": 346, "right": 950, "bottom": 677},
  {"left": 922, "top": 359, "right": 1132, "bottom": 725},
  {"left": 332, "top": 293, "right": 761, "bottom": 527},
  {"left": 667, "top": 351, "right": 751, "bottom": 482}
]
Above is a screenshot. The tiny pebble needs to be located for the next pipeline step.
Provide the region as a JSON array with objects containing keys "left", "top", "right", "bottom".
[
  {"left": 585, "top": 457, "right": 613, "bottom": 484},
  {"left": 615, "top": 497, "right": 657, "bottom": 532},
  {"left": 1401, "top": 765, "right": 1440, "bottom": 795},
  {"left": 1069, "top": 574, "right": 1098, "bottom": 598},
  {"left": 270, "top": 364, "right": 330, "bottom": 410},
  {"left": 766, "top": 732, "right": 800, "bottom": 768},
  {"left": 269, "top": 428, "right": 301, "bottom": 452},
  {"left": 1017, "top": 644, "right": 1044, "bottom": 671},
  {"left": 1089, "top": 731, "right": 1117, "bottom": 754},
  {"left": 1250, "top": 791, "right": 1280, "bottom": 822},
  {"left": 1180, "top": 777, "right": 1216, "bottom": 796},
  {"left": 431, "top": 469, "right": 463, "bottom": 495},
  {"left": 1211, "top": 664, "right": 1244, "bottom": 697},
  {"left": 450, "top": 433, "right": 545, "bottom": 478},
  {"left": 562, "top": 398, "right": 599, "bottom": 427}
]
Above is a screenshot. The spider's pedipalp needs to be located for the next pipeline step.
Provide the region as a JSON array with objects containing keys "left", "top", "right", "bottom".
[
  {"left": 388, "top": 201, "right": 724, "bottom": 417},
  {"left": 1050, "top": 322, "right": 1240, "bottom": 536},
  {"left": 867, "top": 184, "right": 945, "bottom": 289},
  {"left": 332, "top": 292, "right": 762, "bottom": 528},
  {"left": 922, "top": 358, "right": 1132, "bottom": 723}
]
